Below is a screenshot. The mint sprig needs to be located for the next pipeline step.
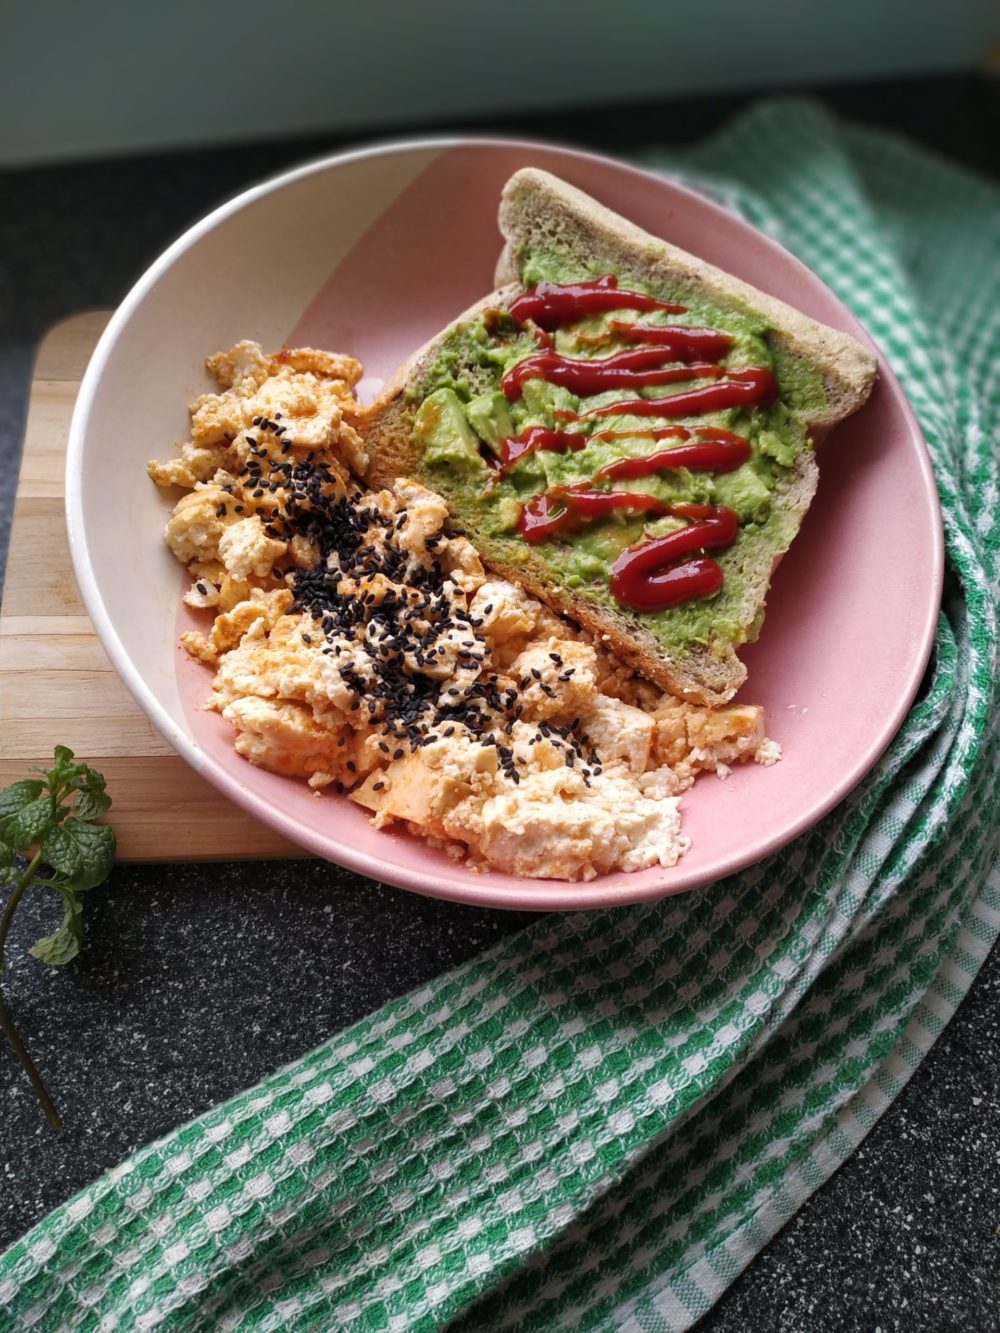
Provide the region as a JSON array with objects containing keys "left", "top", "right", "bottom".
[{"left": 0, "top": 747, "right": 115, "bottom": 1129}]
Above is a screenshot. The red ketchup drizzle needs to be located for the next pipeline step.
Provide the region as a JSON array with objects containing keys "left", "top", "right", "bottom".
[
  {"left": 594, "top": 425, "right": 689, "bottom": 443},
  {"left": 610, "top": 506, "right": 739, "bottom": 612},
  {"left": 517, "top": 488, "right": 675, "bottom": 544},
  {"left": 497, "top": 424, "right": 750, "bottom": 480},
  {"left": 508, "top": 274, "right": 686, "bottom": 330},
  {"left": 496, "top": 426, "right": 587, "bottom": 475},
  {"left": 608, "top": 318, "right": 733, "bottom": 361},
  {"left": 501, "top": 349, "right": 724, "bottom": 398},
  {"left": 598, "top": 428, "right": 751, "bottom": 480},
  {"left": 580, "top": 365, "right": 777, "bottom": 419}
]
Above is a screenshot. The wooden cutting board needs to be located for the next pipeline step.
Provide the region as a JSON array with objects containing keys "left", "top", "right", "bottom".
[{"left": 0, "top": 312, "right": 302, "bottom": 860}]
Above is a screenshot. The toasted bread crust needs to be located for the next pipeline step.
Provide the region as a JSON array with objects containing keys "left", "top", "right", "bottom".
[{"left": 359, "top": 170, "right": 876, "bottom": 705}]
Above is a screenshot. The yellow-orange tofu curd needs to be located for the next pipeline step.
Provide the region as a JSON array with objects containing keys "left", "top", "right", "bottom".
[{"left": 149, "top": 341, "right": 780, "bottom": 881}]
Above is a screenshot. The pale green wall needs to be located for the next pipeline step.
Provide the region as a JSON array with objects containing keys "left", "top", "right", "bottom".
[{"left": 3, "top": 0, "right": 997, "bottom": 165}]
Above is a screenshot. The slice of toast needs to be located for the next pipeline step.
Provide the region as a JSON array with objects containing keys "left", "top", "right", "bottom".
[{"left": 359, "top": 168, "right": 877, "bottom": 705}]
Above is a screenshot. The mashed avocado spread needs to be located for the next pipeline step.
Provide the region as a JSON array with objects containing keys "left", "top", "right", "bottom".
[{"left": 407, "top": 252, "right": 827, "bottom": 661}]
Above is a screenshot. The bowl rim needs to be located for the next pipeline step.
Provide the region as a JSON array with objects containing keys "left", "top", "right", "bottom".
[{"left": 65, "top": 133, "right": 944, "bottom": 911}]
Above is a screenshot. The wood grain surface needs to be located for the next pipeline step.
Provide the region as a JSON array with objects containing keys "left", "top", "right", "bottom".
[{"left": 0, "top": 313, "right": 303, "bottom": 860}]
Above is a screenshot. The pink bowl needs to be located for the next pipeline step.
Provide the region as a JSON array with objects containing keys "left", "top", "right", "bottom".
[{"left": 66, "top": 138, "right": 943, "bottom": 911}]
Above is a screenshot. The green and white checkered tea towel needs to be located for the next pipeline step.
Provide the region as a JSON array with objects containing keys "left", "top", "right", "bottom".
[{"left": 2, "top": 99, "right": 998, "bottom": 1331}]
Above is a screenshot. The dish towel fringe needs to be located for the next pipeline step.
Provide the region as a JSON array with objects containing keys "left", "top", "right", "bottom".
[{"left": 1, "top": 99, "right": 998, "bottom": 1332}]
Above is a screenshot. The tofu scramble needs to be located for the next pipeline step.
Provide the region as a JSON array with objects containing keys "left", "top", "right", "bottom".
[{"left": 149, "top": 342, "right": 779, "bottom": 881}]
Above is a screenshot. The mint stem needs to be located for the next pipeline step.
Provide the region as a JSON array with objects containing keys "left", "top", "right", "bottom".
[
  {"left": 0, "top": 851, "right": 64, "bottom": 1131},
  {"left": 0, "top": 851, "right": 40, "bottom": 964},
  {"left": 0, "top": 992, "right": 63, "bottom": 1131}
]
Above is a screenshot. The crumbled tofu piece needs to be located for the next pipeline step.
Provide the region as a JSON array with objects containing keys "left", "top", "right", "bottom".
[
  {"left": 162, "top": 485, "right": 234, "bottom": 564},
  {"left": 179, "top": 630, "right": 217, "bottom": 667},
  {"left": 205, "top": 341, "right": 273, "bottom": 396},
  {"left": 218, "top": 517, "right": 287, "bottom": 582},
  {"left": 469, "top": 578, "right": 565, "bottom": 668},
  {"left": 209, "top": 588, "right": 293, "bottom": 656},
  {"left": 184, "top": 577, "right": 220, "bottom": 610},
  {"left": 579, "top": 694, "right": 655, "bottom": 778},
  {"left": 224, "top": 696, "right": 345, "bottom": 778},
  {"left": 393, "top": 480, "right": 451, "bottom": 554},
  {"left": 439, "top": 537, "right": 485, "bottom": 593},
  {"left": 289, "top": 535, "right": 319, "bottom": 569},
  {"left": 510, "top": 638, "right": 597, "bottom": 723},
  {"left": 148, "top": 440, "right": 231, "bottom": 489},
  {"left": 352, "top": 734, "right": 498, "bottom": 832},
  {"left": 473, "top": 768, "right": 688, "bottom": 881},
  {"left": 755, "top": 737, "right": 783, "bottom": 766},
  {"left": 651, "top": 698, "right": 770, "bottom": 787}
]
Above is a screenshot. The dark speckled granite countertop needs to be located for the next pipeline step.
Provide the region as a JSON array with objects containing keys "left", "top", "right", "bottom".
[{"left": 1, "top": 73, "right": 998, "bottom": 1331}]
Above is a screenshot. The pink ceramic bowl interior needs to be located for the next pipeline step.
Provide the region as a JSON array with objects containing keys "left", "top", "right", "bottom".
[{"left": 65, "top": 138, "right": 943, "bottom": 911}]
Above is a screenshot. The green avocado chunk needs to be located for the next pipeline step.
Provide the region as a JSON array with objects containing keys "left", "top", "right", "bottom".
[
  {"left": 408, "top": 252, "right": 827, "bottom": 663},
  {"left": 412, "top": 389, "right": 485, "bottom": 477},
  {"left": 466, "top": 390, "right": 514, "bottom": 448}
]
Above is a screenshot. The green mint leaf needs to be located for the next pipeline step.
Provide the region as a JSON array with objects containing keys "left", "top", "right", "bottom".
[
  {"left": 29, "top": 896, "right": 84, "bottom": 966},
  {"left": 45, "top": 747, "right": 82, "bottom": 798},
  {"left": 62, "top": 818, "right": 115, "bottom": 891},
  {"left": 74, "top": 789, "right": 111, "bottom": 822},
  {"left": 39, "top": 824, "right": 83, "bottom": 880},
  {"left": 73, "top": 770, "right": 111, "bottom": 822},
  {"left": 4, "top": 797, "right": 54, "bottom": 851},
  {"left": 0, "top": 840, "right": 13, "bottom": 872},
  {"left": 0, "top": 780, "right": 45, "bottom": 821}
]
